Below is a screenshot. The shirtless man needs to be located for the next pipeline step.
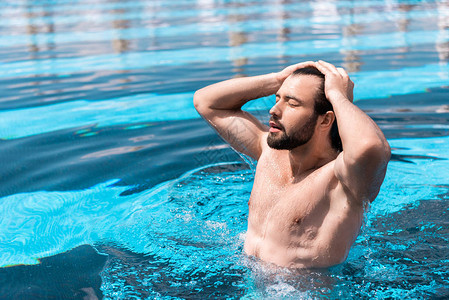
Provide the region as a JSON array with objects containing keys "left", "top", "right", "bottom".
[{"left": 193, "top": 61, "right": 390, "bottom": 268}]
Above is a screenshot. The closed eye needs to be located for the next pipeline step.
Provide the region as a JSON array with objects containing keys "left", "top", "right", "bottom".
[
  {"left": 275, "top": 94, "right": 302, "bottom": 106},
  {"left": 287, "top": 99, "right": 301, "bottom": 107}
]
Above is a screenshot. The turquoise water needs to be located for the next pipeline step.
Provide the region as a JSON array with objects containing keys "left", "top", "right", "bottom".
[{"left": 0, "top": 0, "right": 448, "bottom": 298}]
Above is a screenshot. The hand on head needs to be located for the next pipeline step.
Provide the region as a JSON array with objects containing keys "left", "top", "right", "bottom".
[
  {"left": 276, "top": 61, "right": 316, "bottom": 83},
  {"left": 277, "top": 60, "right": 354, "bottom": 102},
  {"left": 315, "top": 60, "right": 354, "bottom": 102}
]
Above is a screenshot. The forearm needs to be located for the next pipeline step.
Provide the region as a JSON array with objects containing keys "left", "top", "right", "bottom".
[
  {"left": 193, "top": 73, "right": 280, "bottom": 113},
  {"left": 314, "top": 60, "right": 390, "bottom": 159}
]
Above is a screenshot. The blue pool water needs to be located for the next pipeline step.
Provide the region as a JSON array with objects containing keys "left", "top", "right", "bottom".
[{"left": 0, "top": 0, "right": 448, "bottom": 298}]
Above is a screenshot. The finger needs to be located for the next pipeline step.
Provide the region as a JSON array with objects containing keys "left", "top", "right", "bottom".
[
  {"left": 314, "top": 61, "right": 332, "bottom": 75},
  {"left": 289, "top": 61, "right": 316, "bottom": 71},
  {"left": 281, "top": 61, "right": 319, "bottom": 79},
  {"left": 317, "top": 60, "right": 340, "bottom": 75},
  {"left": 278, "top": 61, "right": 318, "bottom": 81},
  {"left": 336, "top": 67, "right": 349, "bottom": 78}
]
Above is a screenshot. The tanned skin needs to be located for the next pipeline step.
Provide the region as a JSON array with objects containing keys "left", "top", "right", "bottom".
[{"left": 193, "top": 61, "right": 390, "bottom": 268}]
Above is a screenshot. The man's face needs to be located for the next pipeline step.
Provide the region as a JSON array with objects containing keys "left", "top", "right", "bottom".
[{"left": 267, "top": 75, "right": 321, "bottom": 150}]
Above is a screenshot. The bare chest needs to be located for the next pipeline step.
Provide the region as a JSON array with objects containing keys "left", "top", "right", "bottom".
[{"left": 248, "top": 157, "right": 336, "bottom": 232}]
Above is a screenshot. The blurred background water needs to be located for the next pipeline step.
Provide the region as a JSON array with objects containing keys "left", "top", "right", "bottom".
[{"left": 0, "top": 0, "right": 448, "bottom": 299}]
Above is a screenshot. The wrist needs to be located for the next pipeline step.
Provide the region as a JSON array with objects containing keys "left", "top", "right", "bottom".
[
  {"left": 273, "top": 71, "right": 287, "bottom": 85},
  {"left": 262, "top": 72, "right": 283, "bottom": 93},
  {"left": 266, "top": 72, "right": 280, "bottom": 84},
  {"left": 327, "top": 91, "right": 349, "bottom": 103}
]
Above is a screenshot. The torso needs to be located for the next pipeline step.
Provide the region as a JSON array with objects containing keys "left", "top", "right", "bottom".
[{"left": 244, "top": 140, "right": 365, "bottom": 268}]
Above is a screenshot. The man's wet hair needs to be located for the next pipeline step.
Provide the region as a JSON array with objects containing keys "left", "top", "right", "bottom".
[{"left": 292, "top": 67, "right": 343, "bottom": 152}]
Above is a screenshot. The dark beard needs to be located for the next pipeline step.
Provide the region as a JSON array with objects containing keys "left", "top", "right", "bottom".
[{"left": 267, "top": 113, "right": 318, "bottom": 150}]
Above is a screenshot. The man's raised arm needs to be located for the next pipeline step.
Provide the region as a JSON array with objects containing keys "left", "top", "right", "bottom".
[
  {"left": 194, "top": 62, "right": 313, "bottom": 160},
  {"left": 315, "top": 60, "right": 391, "bottom": 202}
]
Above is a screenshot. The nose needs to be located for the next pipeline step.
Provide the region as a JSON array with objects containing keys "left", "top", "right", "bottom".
[{"left": 269, "top": 100, "right": 282, "bottom": 117}]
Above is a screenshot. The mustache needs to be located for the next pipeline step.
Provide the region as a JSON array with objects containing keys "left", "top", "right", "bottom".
[{"left": 269, "top": 116, "right": 284, "bottom": 130}]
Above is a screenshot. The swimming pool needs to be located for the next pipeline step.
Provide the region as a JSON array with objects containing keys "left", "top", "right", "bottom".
[{"left": 0, "top": 0, "right": 448, "bottom": 298}]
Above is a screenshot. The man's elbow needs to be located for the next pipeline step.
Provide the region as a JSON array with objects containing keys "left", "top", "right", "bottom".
[
  {"left": 382, "top": 139, "right": 392, "bottom": 162},
  {"left": 359, "top": 138, "right": 391, "bottom": 165},
  {"left": 193, "top": 90, "right": 202, "bottom": 110},
  {"left": 344, "top": 137, "right": 390, "bottom": 166},
  {"left": 193, "top": 89, "right": 210, "bottom": 115}
]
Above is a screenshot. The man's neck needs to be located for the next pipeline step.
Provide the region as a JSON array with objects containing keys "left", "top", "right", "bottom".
[{"left": 288, "top": 141, "right": 338, "bottom": 179}]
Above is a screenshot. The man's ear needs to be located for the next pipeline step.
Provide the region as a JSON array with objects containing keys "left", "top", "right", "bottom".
[{"left": 319, "top": 111, "right": 335, "bottom": 129}]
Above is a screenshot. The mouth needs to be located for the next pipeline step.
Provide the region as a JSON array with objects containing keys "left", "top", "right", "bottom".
[{"left": 269, "top": 120, "right": 283, "bottom": 133}]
